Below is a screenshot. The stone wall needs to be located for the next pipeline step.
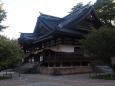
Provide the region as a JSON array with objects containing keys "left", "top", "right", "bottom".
[{"left": 37, "top": 66, "right": 93, "bottom": 75}]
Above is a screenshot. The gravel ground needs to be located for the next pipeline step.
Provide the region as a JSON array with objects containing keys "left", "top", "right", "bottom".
[{"left": 0, "top": 73, "right": 115, "bottom": 86}]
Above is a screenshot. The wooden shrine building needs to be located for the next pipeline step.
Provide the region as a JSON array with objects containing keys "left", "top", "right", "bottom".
[{"left": 18, "top": 3, "right": 102, "bottom": 74}]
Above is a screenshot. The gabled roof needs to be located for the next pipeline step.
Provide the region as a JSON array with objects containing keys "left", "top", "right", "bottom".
[
  {"left": 19, "top": 3, "right": 103, "bottom": 44},
  {"left": 58, "top": 3, "right": 102, "bottom": 28},
  {"left": 34, "top": 13, "right": 63, "bottom": 31},
  {"left": 58, "top": 3, "right": 92, "bottom": 28}
]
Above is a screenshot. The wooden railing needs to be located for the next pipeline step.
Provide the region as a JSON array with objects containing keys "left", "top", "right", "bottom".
[{"left": 44, "top": 52, "right": 86, "bottom": 62}]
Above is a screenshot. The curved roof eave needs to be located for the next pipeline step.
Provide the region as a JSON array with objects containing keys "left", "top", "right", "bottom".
[{"left": 33, "top": 31, "right": 54, "bottom": 43}]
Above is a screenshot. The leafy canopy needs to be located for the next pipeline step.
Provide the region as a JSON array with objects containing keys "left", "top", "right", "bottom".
[
  {"left": 0, "top": 35, "right": 24, "bottom": 70},
  {"left": 94, "top": 0, "right": 115, "bottom": 26},
  {"left": 0, "top": 1, "right": 7, "bottom": 31},
  {"left": 70, "top": 0, "right": 115, "bottom": 26},
  {"left": 82, "top": 26, "right": 115, "bottom": 65},
  {"left": 69, "top": 2, "right": 83, "bottom": 13}
]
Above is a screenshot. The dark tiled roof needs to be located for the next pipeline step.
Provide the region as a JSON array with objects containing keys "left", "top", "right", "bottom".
[
  {"left": 33, "top": 13, "right": 63, "bottom": 33},
  {"left": 19, "top": 3, "right": 102, "bottom": 44},
  {"left": 39, "top": 15, "right": 63, "bottom": 30},
  {"left": 19, "top": 33, "right": 36, "bottom": 43},
  {"left": 19, "top": 31, "right": 54, "bottom": 44},
  {"left": 58, "top": 4, "right": 92, "bottom": 28}
]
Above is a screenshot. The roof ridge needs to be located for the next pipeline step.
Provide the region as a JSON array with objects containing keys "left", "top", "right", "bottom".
[
  {"left": 58, "top": 6, "right": 92, "bottom": 28},
  {"left": 64, "top": 2, "right": 91, "bottom": 19},
  {"left": 39, "top": 12, "right": 62, "bottom": 20}
]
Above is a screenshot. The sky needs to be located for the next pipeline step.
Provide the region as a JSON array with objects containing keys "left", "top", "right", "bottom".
[{"left": 0, "top": 0, "right": 96, "bottom": 38}]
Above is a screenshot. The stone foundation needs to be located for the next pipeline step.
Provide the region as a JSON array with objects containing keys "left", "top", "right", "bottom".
[{"left": 37, "top": 66, "right": 93, "bottom": 75}]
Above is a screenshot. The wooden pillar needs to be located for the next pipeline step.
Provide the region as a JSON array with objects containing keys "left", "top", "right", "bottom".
[
  {"left": 72, "top": 38, "right": 74, "bottom": 45},
  {"left": 80, "top": 61, "right": 82, "bottom": 66},
  {"left": 60, "top": 62, "right": 62, "bottom": 67},
  {"left": 43, "top": 50, "right": 45, "bottom": 60},
  {"left": 54, "top": 38, "right": 56, "bottom": 46},
  {"left": 71, "top": 62, "right": 73, "bottom": 67},
  {"left": 48, "top": 49, "right": 50, "bottom": 67},
  {"left": 61, "top": 38, "right": 63, "bottom": 44},
  {"left": 48, "top": 40, "right": 51, "bottom": 47},
  {"left": 54, "top": 52, "right": 56, "bottom": 67}
]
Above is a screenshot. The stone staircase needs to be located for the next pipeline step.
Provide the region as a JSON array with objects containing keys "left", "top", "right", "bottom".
[
  {"left": 21, "top": 62, "right": 35, "bottom": 69},
  {"left": 14, "top": 62, "right": 39, "bottom": 73}
]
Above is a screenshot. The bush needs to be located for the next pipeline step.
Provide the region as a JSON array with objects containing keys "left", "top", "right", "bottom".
[
  {"left": 0, "top": 75, "right": 12, "bottom": 80},
  {"left": 91, "top": 74, "right": 115, "bottom": 80}
]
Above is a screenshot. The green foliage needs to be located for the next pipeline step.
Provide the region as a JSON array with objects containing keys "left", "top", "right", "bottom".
[
  {"left": 94, "top": 0, "right": 115, "bottom": 26},
  {"left": 69, "top": 2, "right": 83, "bottom": 13},
  {"left": 0, "top": 35, "right": 24, "bottom": 70},
  {"left": 0, "top": 76, "right": 12, "bottom": 80},
  {"left": 91, "top": 74, "right": 115, "bottom": 80},
  {"left": 82, "top": 26, "right": 115, "bottom": 65},
  {"left": 0, "top": 2, "right": 7, "bottom": 31}
]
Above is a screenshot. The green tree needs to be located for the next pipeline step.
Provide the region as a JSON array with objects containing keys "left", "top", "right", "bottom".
[
  {"left": 0, "top": 35, "right": 24, "bottom": 71},
  {"left": 0, "top": 1, "right": 7, "bottom": 31},
  {"left": 82, "top": 26, "right": 115, "bottom": 70},
  {"left": 69, "top": 2, "right": 83, "bottom": 13},
  {"left": 94, "top": 0, "right": 115, "bottom": 26}
]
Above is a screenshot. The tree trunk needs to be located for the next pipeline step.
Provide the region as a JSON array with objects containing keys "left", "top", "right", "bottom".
[{"left": 5, "top": 66, "right": 8, "bottom": 75}]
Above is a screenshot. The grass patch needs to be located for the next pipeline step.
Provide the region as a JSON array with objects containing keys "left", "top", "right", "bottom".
[
  {"left": 91, "top": 74, "right": 115, "bottom": 80},
  {"left": 0, "top": 76, "right": 12, "bottom": 80}
]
